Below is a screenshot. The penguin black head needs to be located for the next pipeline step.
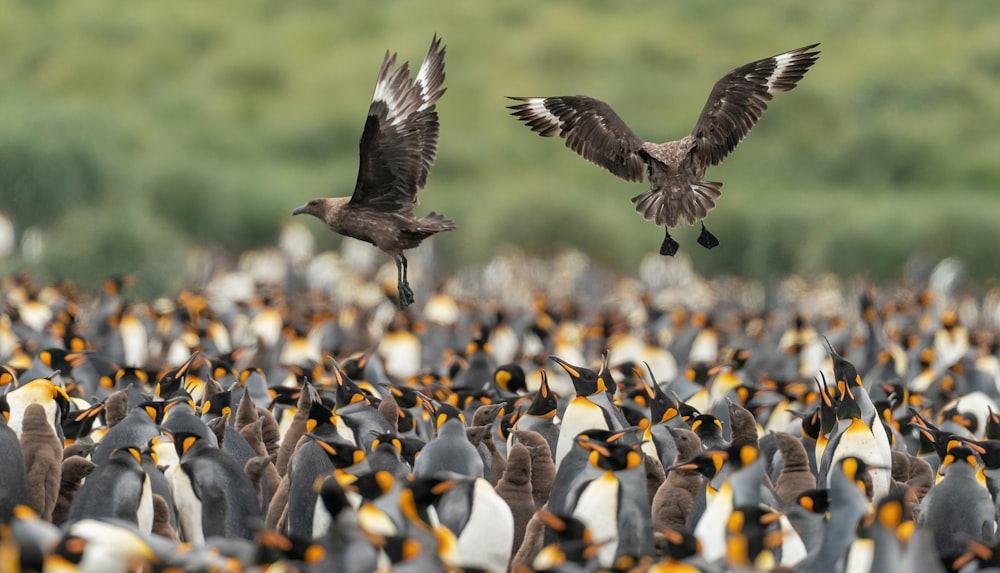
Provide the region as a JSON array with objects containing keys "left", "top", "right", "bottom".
[
  {"left": 267, "top": 386, "right": 303, "bottom": 408},
  {"left": 305, "top": 399, "right": 338, "bottom": 434},
  {"left": 400, "top": 476, "right": 459, "bottom": 529},
  {"left": 795, "top": 488, "right": 831, "bottom": 514},
  {"left": 524, "top": 371, "right": 558, "bottom": 418},
  {"left": 371, "top": 433, "right": 404, "bottom": 455},
  {"left": 656, "top": 526, "right": 701, "bottom": 561},
  {"left": 171, "top": 431, "right": 207, "bottom": 459},
  {"left": 316, "top": 475, "right": 352, "bottom": 517},
  {"left": 327, "top": 355, "right": 369, "bottom": 408},
  {"left": 305, "top": 432, "right": 365, "bottom": 469},
  {"left": 61, "top": 401, "right": 106, "bottom": 444},
  {"left": 346, "top": 470, "right": 397, "bottom": 502},
  {"left": 938, "top": 444, "right": 982, "bottom": 475},
  {"left": 685, "top": 363, "right": 716, "bottom": 387},
  {"left": 493, "top": 364, "right": 527, "bottom": 395},
  {"left": 667, "top": 448, "right": 728, "bottom": 479},
  {"left": 725, "top": 505, "right": 784, "bottom": 568},
  {"left": 577, "top": 435, "right": 643, "bottom": 472},
  {"left": 648, "top": 378, "right": 681, "bottom": 426},
  {"left": 433, "top": 403, "right": 466, "bottom": 429},
  {"left": 838, "top": 456, "right": 883, "bottom": 498},
  {"left": 549, "top": 353, "right": 612, "bottom": 397},
  {"left": 689, "top": 414, "right": 725, "bottom": 444},
  {"left": 201, "top": 391, "right": 233, "bottom": 422},
  {"left": 534, "top": 509, "right": 601, "bottom": 567},
  {"left": 824, "top": 336, "right": 862, "bottom": 389},
  {"left": 255, "top": 529, "right": 326, "bottom": 567},
  {"left": 109, "top": 445, "right": 144, "bottom": 468},
  {"left": 46, "top": 534, "right": 88, "bottom": 568}
]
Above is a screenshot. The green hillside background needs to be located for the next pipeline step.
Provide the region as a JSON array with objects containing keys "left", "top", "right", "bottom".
[{"left": 1, "top": 0, "right": 998, "bottom": 296}]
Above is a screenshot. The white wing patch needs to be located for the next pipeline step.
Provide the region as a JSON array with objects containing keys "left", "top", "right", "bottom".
[
  {"left": 371, "top": 57, "right": 413, "bottom": 128},
  {"left": 522, "top": 98, "right": 564, "bottom": 131},
  {"left": 765, "top": 51, "right": 800, "bottom": 93}
]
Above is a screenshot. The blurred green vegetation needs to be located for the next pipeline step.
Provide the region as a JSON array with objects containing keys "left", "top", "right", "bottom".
[{"left": 0, "top": 0, "right": 999, "bottom": 296}]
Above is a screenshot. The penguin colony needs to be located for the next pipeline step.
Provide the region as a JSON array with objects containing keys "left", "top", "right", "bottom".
[
  {"left": 2, "top": 249, "right": 999, "bottom": 573},
  {"left": 2, "top": 36, "right": 997, "bottom": 573}
]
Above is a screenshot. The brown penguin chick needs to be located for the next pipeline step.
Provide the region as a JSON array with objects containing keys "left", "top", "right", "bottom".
[
  {"left": 511, "top": 509, "right": 546, "bottom": 568},
  {"left": 727, "top": 400, "right": 759, "bottom": 449},
  {"left": 671, "top": 428, "right": 703, "bottom": 463},
  {"left": 650, "top": 428, "right": 703, "bottom": 531},
  {"left": 234, "top": 389, "right": 259, "bottom": 432},
  {"left": 292, "top": 35, "right": 454, "bottom": 309},
  {"left": 104, "top": 389, "right": 130, "bottom": 428},
  {"left": 52, "top": 455, "right": 96, "bottom": 525},
  {"left": 645, "top": 454, "right": 667, "bottom": 507},
  {"left": 895, "top": 450, "right": 934, "bottom": 504},
  {"left": 495, "top": 442, "right": 536, "bottom": 557},
  {"left": 239, "top": 417, "right": 269, "bottom": 458},
  {"left": 62, "top": 441, "right": 95, "bottom": 460},
  {"left": 265, "top": 473, "right": 291, "bottom": 531},
  {"left": 275, "top": 385, "right": 313, "bottom": 476},
  {"left": 471, "top": 403, "right": 505, "bottom": 428},
  {"left": 651, "top": 459, "right": 703, "bottom": 531},
  {"left": 257, "top": 406, "right": 281, "bottom": 459},
  {"left": 19, "top": 403, "right": 63, "bottom": 521},
  {"left": 245, "top": 454, "right": 280, "bottom": 513},
  {"left": 466, "top": 425, "right": 505, "bottom": 485},
  {"left": 377, "top": 391, "right": 399, "bottom": 429},
  {"left": 151, "top": 493, "right": 179, "bottom": 541},
  {"left": 773, "top": 431, "right": 816, "bottom": 508},
  {"left": 511, "top": 430, "right": 556, "bottom": 509},
  {"left": 206, "top": 415, "right": 227, "bottom": 447}
]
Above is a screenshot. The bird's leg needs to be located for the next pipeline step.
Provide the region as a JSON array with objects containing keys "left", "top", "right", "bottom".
[
  {"left": 395, "top": 254, "right": 414, "bottom": 309},
  {"left": 697, "top": 222, "right": 720, "bottom": 250},
  {"left": 659, "top": 228, "right": 680, "bottom": 256}
]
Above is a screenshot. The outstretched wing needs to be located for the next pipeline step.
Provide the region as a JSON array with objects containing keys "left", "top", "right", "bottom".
[
  {"left": 508, "top": 95, "right": 646, "bottom": 183},
  {"left": 690, "top": 44, "right": 819, "bottom": 167},
  {"left": 350, "top": 35, "right": 447, "bottom": 213}
]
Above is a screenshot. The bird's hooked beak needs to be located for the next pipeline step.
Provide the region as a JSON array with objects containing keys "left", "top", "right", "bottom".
[{"left": 292, "top": 204, "right": 308, "bottom": 216}]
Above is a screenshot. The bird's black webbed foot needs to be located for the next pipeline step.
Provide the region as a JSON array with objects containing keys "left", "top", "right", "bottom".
[
  {"left": 660, "top": 228, "right": 680, "bottom": 256},
  {"left": 398, "top": 280, "right": 415, "bottom": 309},
  {"left": 697, "top": 222, "right": 720, "bottom": 250},
  {"left": 395, "top": 254, "right": 415, "bottom": 310}
]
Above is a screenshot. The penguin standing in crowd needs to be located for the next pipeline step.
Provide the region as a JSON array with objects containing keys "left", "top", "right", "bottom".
[
  {"left": 19, "top": 403, "right": 63, "bottom": 522},
  {"left": 550, "top": 353, "right": 628, "bottom": 468},
  {"left": 413, "top": 404, "right": 484, "bottom": 479},
  {"left": 168, "top": 431, "right": 260, "bottom": 543},
  {"left": 568, "top": 433, "right": 653, "bottom": 567},
  {"left": 67, "top": 446, "right": 154, "bottom": 533},
  {"left": 0, "top": 415, "right": 29, "bottom": 516}
]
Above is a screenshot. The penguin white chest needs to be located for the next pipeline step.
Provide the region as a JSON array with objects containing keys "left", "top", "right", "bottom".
[
  {"left": 572, "top": 472, "right": 620, "bottom": 567},
  {"left": 555, "top": 397, "right": 609, "bottom": 467},
  {"left": 136, "top": 474, "right": 154, "bottom": 535},
  {"left": 455, "top": 479, "right": 515, "bottom": 572},
  {"left": 169, "top": 466, "right": 204, "bottom": 544}
]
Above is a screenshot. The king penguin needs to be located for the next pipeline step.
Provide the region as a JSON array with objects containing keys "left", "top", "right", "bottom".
[
  {"left": 19, "top": 403, "right": 63, "bottom": 522},
  {"left": 917, "top": 444, "right": 996, "bottom": 562},
  {"left": 435, "top": 476, "right": 516, "bottom": 572},
  {"left": 66, "top": 446, "right": 154, "bottom": 534},
  {"left": 550, "top": 352, "right": 629, "bottom": 468},
  {"left": 0, "top": 414, "right": 29, "bottom": 518},
  {"left": 169, "top": 430, "right": 261, "bottom": 543},
  {"left": 568, "top": 433, "right": 654, "bottom": 567},
  {"left": 413, "top": 404, "right": 484, "bottom": 479}
]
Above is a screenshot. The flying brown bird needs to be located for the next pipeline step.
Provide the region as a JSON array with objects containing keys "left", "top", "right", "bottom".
[
  {"left": 293, "top": 35, "right": 454, "bottom": 309},
  {"left": 509, "top": 44, "right": 819, "bottom": 256}
]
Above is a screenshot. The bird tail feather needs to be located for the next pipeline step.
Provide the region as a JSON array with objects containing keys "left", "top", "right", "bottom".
[{"left": 631, "top": 181, "right": 722, "bottom": 227}]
